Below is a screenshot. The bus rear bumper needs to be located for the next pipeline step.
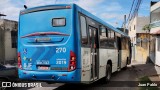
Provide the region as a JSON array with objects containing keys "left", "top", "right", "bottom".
[{"left": 18, "top": 69, "right": 80, "bottom": 83}]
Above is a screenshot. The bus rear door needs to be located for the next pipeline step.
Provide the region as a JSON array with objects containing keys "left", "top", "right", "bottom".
[
  {"left": 117, "top": 37, "right": 121, "bottom": 70},
  {"left": 89, "top": 26, "right": 99, "bottom": 80}
]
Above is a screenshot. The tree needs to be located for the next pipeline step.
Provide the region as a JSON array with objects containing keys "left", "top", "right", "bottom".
[{"left": 142, "top": 24, "right": 150, "bottom": 32}]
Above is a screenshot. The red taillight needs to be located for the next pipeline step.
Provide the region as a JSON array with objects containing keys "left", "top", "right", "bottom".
[
  {"left": 68, "top": 51, "right": 76, "bottom": 71},
  {"left": 18, "top": 52, "right": 22, "bottom": 69},
  {"left": 66, "top": 6, "right": 71, "bottom": 9}
]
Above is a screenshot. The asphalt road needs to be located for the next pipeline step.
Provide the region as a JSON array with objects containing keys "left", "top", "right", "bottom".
[{"left": 7, "top": 65, "right": 139, "bottom": 90}]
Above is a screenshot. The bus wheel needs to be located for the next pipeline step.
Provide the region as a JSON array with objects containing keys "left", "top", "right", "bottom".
[
  {"left": 123, "top": 57, "right": 128, "bottom": 70},
  {"left": 105, "top": 64, "right": 112, "bottom": 82}
]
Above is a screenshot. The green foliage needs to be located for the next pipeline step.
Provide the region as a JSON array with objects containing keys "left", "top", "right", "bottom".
[
  {"left": 142, "top": 24, "right": 150, "bottom": 31},
  {"left": 139, "top": 76, "right": 159, "bottom": 90}
]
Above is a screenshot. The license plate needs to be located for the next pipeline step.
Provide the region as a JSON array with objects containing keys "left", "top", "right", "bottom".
[{"left": 38, "top": 66, "right": 49, "bottom": 70}]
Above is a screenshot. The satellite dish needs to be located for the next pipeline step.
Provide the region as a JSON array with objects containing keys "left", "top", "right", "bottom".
[{"left": 24, "top": 5, "right": 27, "bottom": 9}]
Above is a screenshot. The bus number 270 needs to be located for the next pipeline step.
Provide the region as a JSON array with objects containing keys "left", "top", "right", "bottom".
[{"left": 56, "top": 47, "right": 66, "bottom": 53}]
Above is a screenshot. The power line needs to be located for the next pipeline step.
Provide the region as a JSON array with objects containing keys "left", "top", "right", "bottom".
[
  {"left": 126, "top": 0, "right": 136, "bottom": 23},
  {"left": 126, "top": 0, "right": 142, "bottom": 28},
  {"left": 121, "top": 0, "right": 136, "bottom": 28},
  {"left": 132, "top": 0, "right": 142, "bottom": 18}
]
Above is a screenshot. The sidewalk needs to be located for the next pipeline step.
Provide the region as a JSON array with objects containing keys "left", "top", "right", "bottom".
[{"left": 131, "top": 60, "right": 160, "bottom": 85}]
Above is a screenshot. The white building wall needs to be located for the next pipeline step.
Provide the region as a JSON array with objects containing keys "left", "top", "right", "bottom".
[
  {"left": 150, "top": 1, "right": 160, "bottom": 66},
  {"left": 128, "top": 16, "right": 137, "bottom": 44},
  {"left": 128, "top": 16, "right": 149, "bottom": 61},
  {"left": 137, "top": 17, "right": 150, "bottom": 33},
  {"left": 150, "top": 27, "right": 160, "bottom": 33},
  {"left": 151, "top": 13, "right": 160, "bottom": 23},
  {"left": 151, "top": 2, "right": 160, "bottom": 12},
  {"left": 128, "top": 16, "right": 149, "bottom": 42},
  {"left": 128, "top": 16, "right": 137, "bottom": 60},
  {"left": 155, "top": 37, "right": 160, "bottom": 66}
]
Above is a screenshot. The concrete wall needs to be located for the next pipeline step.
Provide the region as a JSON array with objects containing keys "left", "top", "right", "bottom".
[
  {"left": 128, "top": 16, "right": 149, "bottom": 43},
  {"left": 155, "top": 36, "right": 160, "bottom": 66},
  {"left": 151, "top": 12, "right": 160, "bottom": 23},
  {"left": 150, "top": 27, "right": 160, "bottom": 33},
  {"left": 128, "top": 17, "right": 137, "bottom": 60},
  {"left": 136, "top": 17, "right": 150, "bottom": 33},
  {"left": 128, "top": 16, "right": 150, "bottom": 61},
  {"left": 0, "top": 27, "right": 2, "bottom": 62},
  {"left": 0, "top": 19, "right": 17, "bottom": 63},
  {"left": 150, "top": 1, "right": 160, "bottom": 66},
  {"left": 0, "top": 27, "right": 5, "bottom": 63},
  {"left": 0, "top": 20, "right": 5, "bottom": 63},
  {"left": 4, "top": 31, "right": 17, "bottom": 61},
  {"left": 136, "top": 33, "right": 150, "bottom": 63},
  {"left": 3, "top": 19, "right": 17, "bottom": 61},
  {"left": 150, "top": 1, "right": 160, "bottom": 12}
]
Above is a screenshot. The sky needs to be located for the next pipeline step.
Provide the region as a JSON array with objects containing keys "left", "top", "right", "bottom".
[{"left": 0, "top": 0, "right": 159, "bottom": 27}]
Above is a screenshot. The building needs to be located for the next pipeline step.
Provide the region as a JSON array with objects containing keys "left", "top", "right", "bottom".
[
  {"left": 117, "top": 28, "right": 128, "bottom": 35},
  {"left": 0, "top": 19, "right": 18, "bottom": 64},
  {"left": 149, "top": 1, "right": 160, "bottom": 66},
  {"left": 128, "top": 16, "right": 150, "bottom": 62}
]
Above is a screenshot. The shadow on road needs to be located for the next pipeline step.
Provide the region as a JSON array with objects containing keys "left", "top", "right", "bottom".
[
  {"left": 54, "top": 68, "right": 137, "bottom": 90},
  {"left": 55, "top": 61, "right": 160, "bottom": 90},
  {"left": 5, "top": 61, "right": 160, "bottom": 90}
]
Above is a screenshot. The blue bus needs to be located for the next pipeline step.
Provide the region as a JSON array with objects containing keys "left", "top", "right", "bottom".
[{"left": 18, "top": 4, "right": 131, "bottom": 84}]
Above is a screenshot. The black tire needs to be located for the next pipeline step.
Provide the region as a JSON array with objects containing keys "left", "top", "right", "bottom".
[
  {"left": 105, "top": 64, "right": 112, "bottom": 82},
  {"left": 123, "top": 58, "right": 128, "bottom": 70}
]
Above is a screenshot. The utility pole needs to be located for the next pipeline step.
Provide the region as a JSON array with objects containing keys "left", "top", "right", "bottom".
[{"left": 124, "top": 15, "right": 126, "bottom": 33}]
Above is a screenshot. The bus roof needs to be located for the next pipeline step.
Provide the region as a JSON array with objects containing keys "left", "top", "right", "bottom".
[{"left": 20, "top": 4, "right": 129, "bottom": 37}]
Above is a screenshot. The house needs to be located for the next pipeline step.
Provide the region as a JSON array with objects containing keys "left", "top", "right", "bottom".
[
  {"left": 149, "top": 1, "right": 160, "bottom": 66},
  {"left": 116, "top": 28, "right": 128, "bottom": 35},
  {"left": 0, "top": 19, "right": 18, "bottom": 64},
  {"left": 128, "top": 16, "right": 150, "bottom": 62}
]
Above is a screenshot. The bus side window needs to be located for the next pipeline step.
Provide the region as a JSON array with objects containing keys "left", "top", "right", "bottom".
[
  {"left": 107, "top": 30, "right": 116, "bottom": 48},
  {"left": 80, "top": 15, "right": 88, "bottom": 45},
  {"left": 99, "top": 25, "right": 107, "bottom": 48},
  {"left": 108, "top": 30, "right": 111, "bottom": 38}
]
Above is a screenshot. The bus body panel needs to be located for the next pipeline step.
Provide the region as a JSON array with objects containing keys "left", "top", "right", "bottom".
[
  {"left": 98, "top": 49, "right": 108, "bottom": 79},
  {"left": 76, "top": 4, "right": 130, "bottom": 82},
  {"left": 18, "top": 69, "right": 81, "bottom": 82},
  {"left": 80, "top": 47, "right": 91, "bottom": 82},
  {"left": 99, "top": 49, "right": 118, "bottom": 79},
  {"left": 120, "top": 38, "right": 130, "bottom": 68},
  {"left": 121, "top": 50, "right": 128, "bottom": 68},
  {"left": 74, "top": 4, "right": 82, "bottom": 70},
  {"left": 18, "top": 4, "right": 81, "bottom": 82},
  {"left": 18, "top": 4, "right": 130, "bottom": 84}
]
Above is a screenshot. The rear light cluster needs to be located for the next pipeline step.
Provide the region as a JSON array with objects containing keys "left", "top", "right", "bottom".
[
  {"left": 18, "top": 52, "right": 22, "bottom": 69},
  {"left": 66, "top": 5, "right": 71, "bottom": 9},
  {"left": 68, "top": 51, "right": 76, "bottom": 71}
]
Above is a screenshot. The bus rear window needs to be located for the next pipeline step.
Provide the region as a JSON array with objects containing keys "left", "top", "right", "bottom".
[{"left": 52, "top": 18, "right": 66, "bottom": 26}]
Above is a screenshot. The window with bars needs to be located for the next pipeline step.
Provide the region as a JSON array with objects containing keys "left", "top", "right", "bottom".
[{"left": 11, "top": 31, "right": 17, "bottom": 48}]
